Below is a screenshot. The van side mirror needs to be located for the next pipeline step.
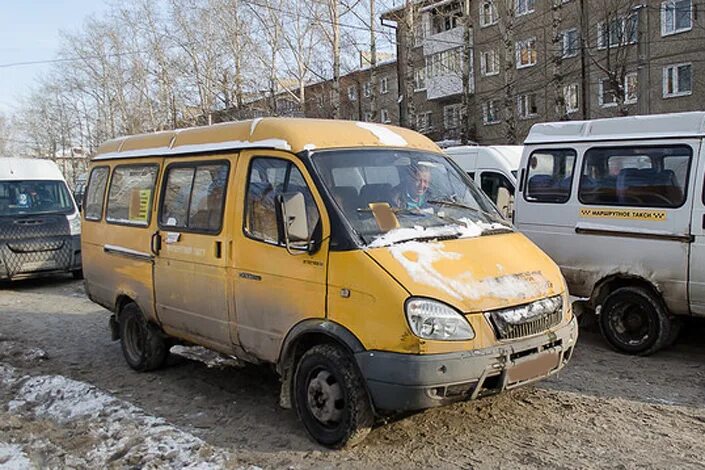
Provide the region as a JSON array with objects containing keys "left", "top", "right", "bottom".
[{"left": 277, "top": 192, "right": 315, "bottom": 255}]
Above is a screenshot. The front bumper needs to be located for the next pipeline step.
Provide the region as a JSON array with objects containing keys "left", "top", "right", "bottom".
[
  {"left": 355, "top": 315, "right": 578, "bottom": 412},
  {"left": 0, "top": 235, "right": 81, "bottom": 281}
]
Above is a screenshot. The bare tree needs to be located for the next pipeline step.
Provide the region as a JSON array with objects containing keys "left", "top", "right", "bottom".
[{"left": 495, "top": 0, "right": 518, "bottom": 143}]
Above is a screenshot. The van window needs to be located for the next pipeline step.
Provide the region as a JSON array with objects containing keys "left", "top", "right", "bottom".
[
  {"left": 84, "top": 167, "right": 109, "bottom": 221},
  {"left": 244, "top": 157, "right": 320, "bottom": 245},
  {"left": 525, "top": 149, "right": 576, "bottom": 203},
  {"left": 159, "top": 162, "right": 229, "bottom": 232},
  {"left": 579, "top": 146, "right": 691, "bottom": 208},
  {"left": 481, "top": 171, "right": 514, "bottom": 202},
  {"left": 106, "top": 165, "right": 158, "bottom": 226}
]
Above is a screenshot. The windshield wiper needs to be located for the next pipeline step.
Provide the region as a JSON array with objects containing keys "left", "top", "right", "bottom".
[{"left": 427, "top": 199, "right": 511, "bottom": 227}]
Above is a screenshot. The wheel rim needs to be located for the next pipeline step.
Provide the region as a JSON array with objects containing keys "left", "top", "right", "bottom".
[
  {"left": 607, "top": 300, "right": 655, "bottom": 347},
  {"left": 123, "top": 316, "right": 146, "bottom": 364},
  {"left": 306, "top": 368, "right": 345, "bottom": 427}
]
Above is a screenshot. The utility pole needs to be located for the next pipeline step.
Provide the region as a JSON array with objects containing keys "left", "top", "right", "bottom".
[
  {"left": 461, "top": 0, "right": 474, "bottom": 144},
  {"left": 369, "top": 0, "right": 378, "bottom": 122}
]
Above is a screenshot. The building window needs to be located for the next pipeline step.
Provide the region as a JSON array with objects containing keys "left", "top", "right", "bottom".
[
  {"left": 661, "top": 0, "right": 692, "bottom": 36},
  {"left": 363, "top": 82, "right": 371, "bottom": 97},
  {"left": 515, "top": 0, "right": 536, "bottom": 16},
  {"left": 517, "top": 93, "right": 538, "bottom": 118},
  {"left": 599, "top": 73, "right": 638, "bottom": 107},
  {"left": 597, "top": 15, "right": 638, "bottom": 49},
  {"left": 432, "top": 4, "right": 462, "bottom": 34},
  {"left": 663, "top": 63, "right": 693, "bottom": 97},
  {"left": 416, "top": 111, "right": 433, "bottom": 132},
  {"left": 414, "top": 68, "right": 426, "bottom": 90},
  {"left": 480, "top": 50, "right": 500, "bottom": 76},
  {"left": 563, "top": 83, "right": 579, "bottom": 113},
  {"left": 380, "top": 77, "right": 389, "bottom": 94},
  {"left": 515, "top": 38, "right": 537, "bottom": 69},
  {"left": 347, "top": 86, "right": 357, "bottom": 101},
  {"left": 427, "top": 48, "right": 463, "bottom": 78},
  {"left": 562, "top": 29, "right": 579, "bottom": 58},
  {"left": 443, "top": 104, "right": 462, "bottom": 130},
  {"left": 482, "top": 100, "right": 501, "bottom": 124},
  {"left": 480, "top": 1, "right": 498, "bottom": 27},
  {"left": 380, "top": 108, "right": 391, "bottom": 123}
]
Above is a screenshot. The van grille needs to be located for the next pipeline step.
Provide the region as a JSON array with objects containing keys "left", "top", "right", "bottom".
[{"left": 488, "top": 296, "right": 563, "bottom": 340}]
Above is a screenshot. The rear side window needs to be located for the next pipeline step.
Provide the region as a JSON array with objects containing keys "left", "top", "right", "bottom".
[
  {"left": 525, "top": 149, "right": 576, "bottom": 203},
  {"left": 106, "top": 165, "right": 159, "bottom": 226},
  {"left": 579, "top": 146, "right": 691, "bottom": 208},
  {"left": 84, "top": 167, "right": 109, "bottom": 221},
  {"left": 159, "top": 162, "right": 229, "bottom": 233}
]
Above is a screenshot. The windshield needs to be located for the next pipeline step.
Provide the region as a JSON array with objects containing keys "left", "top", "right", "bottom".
[
  {"left": 312, "top": 149, "right": 510, "bottom": 246},
  {"left": 0, "top": 180, "right": 74, "bottom": 216}
]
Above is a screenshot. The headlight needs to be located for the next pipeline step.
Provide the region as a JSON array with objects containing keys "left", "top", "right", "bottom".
[
  {"left": 67, "top": 213, "right": 81, "bottom": 236},
  {"left": 405, "top": 298, "right": 475, "bottom": 341}
]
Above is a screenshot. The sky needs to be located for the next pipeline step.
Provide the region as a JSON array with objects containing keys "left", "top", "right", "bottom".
[{"left": 0, "top": 0, "right": 109, "bottom": 115}]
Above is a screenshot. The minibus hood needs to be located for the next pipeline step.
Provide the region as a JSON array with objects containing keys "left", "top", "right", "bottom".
[{"left": 365, "top": 232, "right": 564, "bottom": 313}]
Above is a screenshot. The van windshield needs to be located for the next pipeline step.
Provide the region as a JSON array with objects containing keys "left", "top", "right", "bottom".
[
  {"left": 311, "top": 149, "right": 511, "bottom": 246},
  {"left": 0, "top": 180, "right": 74, "bottom": 216}
]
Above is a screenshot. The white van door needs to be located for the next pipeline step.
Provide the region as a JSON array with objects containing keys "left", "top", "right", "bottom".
[{"left": 689, "top": 140, "right": 705, "bottom": 315}]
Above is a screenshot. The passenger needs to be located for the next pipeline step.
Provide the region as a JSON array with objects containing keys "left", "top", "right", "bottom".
[{"left": 394, "top": 163, "right": 433, "bottom": 211}]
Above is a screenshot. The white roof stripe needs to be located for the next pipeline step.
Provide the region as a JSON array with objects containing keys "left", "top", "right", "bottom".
[{"left": 93, "top": 138, "right": 292, "bottom": 161}]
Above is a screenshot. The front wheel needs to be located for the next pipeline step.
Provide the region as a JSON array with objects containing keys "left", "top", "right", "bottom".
[
  {"left": 599, "top": 287, "right": 672, "bottom": 356},
  {"left": 294, "top": 344, "right": 374, "bottom": 448},
  {"left": 119, "top": 303, "right": 168, "bottom": 371}
]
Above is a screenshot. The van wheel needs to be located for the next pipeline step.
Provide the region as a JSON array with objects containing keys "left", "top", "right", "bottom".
[
  {"left": 294, "top": 344, "right": 373, "bottom": 449},
  {"left": 119, "top": 303, "right": 168, "bottom": 371},
  {"left": 599, "top": 287, "right": 671, "bottom": 356}
]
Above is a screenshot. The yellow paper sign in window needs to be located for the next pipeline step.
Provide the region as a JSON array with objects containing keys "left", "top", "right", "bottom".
[{"left": 128, "top": 189, "right": 151, "bottom": 222}]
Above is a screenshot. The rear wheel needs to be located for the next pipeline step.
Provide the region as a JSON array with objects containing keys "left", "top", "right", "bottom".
[
  {"left": 293, "top": 344, "right": 373, "bottom": 448},
  {"left": 119, "top": 303, "right": 168, "bottom": 371},
  {"left": 599, "top": 287, "right": 671, "bottom": 356}
]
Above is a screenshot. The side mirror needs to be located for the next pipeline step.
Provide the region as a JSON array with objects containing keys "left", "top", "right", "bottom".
[{"left": 277, "top": 192, "right": 313, "bottom": 255}]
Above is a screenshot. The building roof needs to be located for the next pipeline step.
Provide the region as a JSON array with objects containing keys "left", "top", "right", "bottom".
[
  {"left": 0, "top": 158, "right": 66, "bottom": 181},
  {"left": 93, "top": 118, "right": 440, "bottom": 161},
  {"left": 525, "top": 112, "right": 705, "bottom": 145}
]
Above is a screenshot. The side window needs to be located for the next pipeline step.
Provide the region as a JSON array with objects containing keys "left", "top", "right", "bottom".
[
  {"left": 84, "top": 166, "right": 109, "bottom": 221},
  {"left": 106, "top": 165, "right": 158, "bottom": 226},
  {"left": 480, "top": 171, "right": 514, "bottom": 203},
  {"left": 525, "top": 149, "right": 576, "bottom": 203},
  {"left": 159, "top": 162, "right": 229, "bottom": 232},
  {"left": 244, "top": 157, "right": 320, "bottom": 245},
  {"left": 579, "top": 146, "right": 691, "bottom": 207}
]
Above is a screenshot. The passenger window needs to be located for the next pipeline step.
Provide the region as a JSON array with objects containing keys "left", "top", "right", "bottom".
[
  {"left": 106, "top": 165, "right": 158, "bottom": 226},
  {"left": 525, "top": 149, "right": 576, "bottom": 203},
  {"left": 579, "top": 146, "right": 691, "bottom": 208},
  {"left": 481, "top": 172, "right": 514, "bottom": 217},
  {"left": 244, "top": 158, "right": 320, "bottom": 245},
  {"left": 84, "top": 167, "right": 109, "bottom": 221},
  {"left": 159, "top": 162, "right": 229, "bottom": 232}
]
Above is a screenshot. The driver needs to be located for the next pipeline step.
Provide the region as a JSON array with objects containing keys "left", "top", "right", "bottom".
[{"left": 394, "top": 163, "right": 432, "bottom": 211}]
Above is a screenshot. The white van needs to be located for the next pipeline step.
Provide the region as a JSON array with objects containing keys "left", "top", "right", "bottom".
[
  {"left": 444, "top": 145, "right": 522, "bottom": 217},
  {"left": 0, "top": 158, "right": 82, "bottom": 281},
  {"left": 514, "top": 112, "right": 705, "bottom": 355}
]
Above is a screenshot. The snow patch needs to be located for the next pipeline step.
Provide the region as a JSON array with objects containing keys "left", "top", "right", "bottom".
[
  {"left": 303, "top": 143, "right": 316, "bottom": 151},
  {"left": 0, "top": 442, "right": 31, "bottom": 470},
  {"left": 170, "top": 346, "right": 244, "bottom": 369},
  {"left": 249, "top": 117, "right": 263, "bottom": 136},
  {"left": 368, "top": 219, "right": 506, "bottom": 248},
  {"left": 356, "top": 122, "right": 408, "bottom": 146}
]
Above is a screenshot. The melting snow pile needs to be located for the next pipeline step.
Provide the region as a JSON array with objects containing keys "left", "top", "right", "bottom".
[
  {"left": 356, "top": 122, "right": 408, "bottom": 146},
  {"left": 0, "top": 363, "right": 234, "bottom": 469},
  {"left": 0, "top": 442, "right": 32, "bottom": 469}
]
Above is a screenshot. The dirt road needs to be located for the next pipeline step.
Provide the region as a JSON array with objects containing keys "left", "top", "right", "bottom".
[{"left": 1, "top": 276, "right": 705, "bottom": 469}]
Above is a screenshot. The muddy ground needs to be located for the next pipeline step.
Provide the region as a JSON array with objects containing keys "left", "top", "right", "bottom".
[{"left": 1, "top": 276, "right": 704, "bottom": 469}]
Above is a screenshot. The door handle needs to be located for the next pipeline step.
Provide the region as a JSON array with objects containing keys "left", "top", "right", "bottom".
[
  {"left": 215, "top": 240, "right": 222, "bottom": 259},
  {"left": 702, "top": 214, "right": 705, "bottom": 230},
  {"left": 150, "top": 231, "right": 162, "bottom": 256}
]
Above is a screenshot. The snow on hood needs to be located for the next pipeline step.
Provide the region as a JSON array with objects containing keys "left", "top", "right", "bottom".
[
  {"left": 356, "top": 122, "right": 408, "bottom": 146},
  {"left": 384, "top": 240, "right": 551, "bottom": 301},
  {"left": 368, "top": 219, "right": 508, "bottom": 248}
]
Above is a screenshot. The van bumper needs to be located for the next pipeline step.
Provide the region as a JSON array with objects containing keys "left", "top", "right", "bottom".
[
  {"left": 0, "top": 235, "right": 82, "bottom": 281},
  {"left": 355, "top": 316, "right": 578, "bottom": 412}
]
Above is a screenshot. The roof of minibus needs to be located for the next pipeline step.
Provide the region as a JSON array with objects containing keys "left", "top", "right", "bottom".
[
  {"left": 93, "top": 118, "right": 441, "bottom": 161},
  {"left": 525, "top": 112, "right": 705, "bottom": 145},
  {"left": 0, "top": 157, "right": 66, "bottom": 181}
]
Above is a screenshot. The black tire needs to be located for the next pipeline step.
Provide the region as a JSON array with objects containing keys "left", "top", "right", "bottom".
[
  {"left": 119, "top": 303, "right": 168, "bottom": 371},
  {"left": 293, "top": 344, "right": 374, "bottom": 449},
  {"left": 599, "top": 287, "right": 671, "bottom": 356},
  {"left": 72, "top": 269, "right": 84, "bottom": 280}
]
